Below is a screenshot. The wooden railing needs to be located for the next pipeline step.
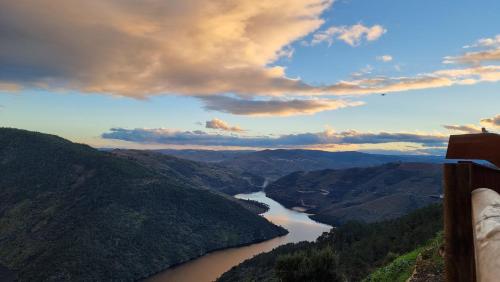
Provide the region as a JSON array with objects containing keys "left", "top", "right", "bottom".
[{"left": 444, "top": 133, "right": 500, "bottom": 282}]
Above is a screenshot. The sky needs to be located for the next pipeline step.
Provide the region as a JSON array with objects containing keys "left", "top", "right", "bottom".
[{"left": 0, "top": 0, "right": 499, "bottom": 154}]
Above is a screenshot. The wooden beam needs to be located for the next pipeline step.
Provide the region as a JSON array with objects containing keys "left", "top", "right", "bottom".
[{"left": 446, "top": 133, "right": 500, "bottom": 167}]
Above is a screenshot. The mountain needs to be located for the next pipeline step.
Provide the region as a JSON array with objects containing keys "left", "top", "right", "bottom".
[
  {"left": 0, "top": 128, "right": 286, "bottom": 281},
  {"left": 219, "top": 149, "right": 443, "bottom": 180},
  {"left": 266, "top": 162, "right": 442, "bottom": 224},
  {"left": 112, "top": 149, "right": 265, "bottom": 195},
  {"left": 218, "top": 204, "right": 443, "bottom": 282}
]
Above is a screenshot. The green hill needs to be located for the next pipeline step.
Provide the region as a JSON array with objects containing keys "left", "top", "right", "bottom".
[
  {"left": 266, "top": 163, "right": 442, "bottom": 224},
  {"left": 112, "top": 149, "right": 264, "bottom": 195},
  {"left": 0, "top": 128, "right": 286, "bottom": 281}
]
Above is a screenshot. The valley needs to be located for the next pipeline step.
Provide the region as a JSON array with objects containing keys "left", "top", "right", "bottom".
[
  {"left": 0, "top": 129, "right": 286, "bottom": 281},
  {"left": 0, "top": 128, "right": 445, "bottom": 282},
  {"left": 148, "top": 191, "right": 331, "bottom": 282}
]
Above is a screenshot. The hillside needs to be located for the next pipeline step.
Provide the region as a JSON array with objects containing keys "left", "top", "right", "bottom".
[
  {"left": 364, "top": 232, "right": 444, "bottom": 282},
  {"left": 0, "top": 128, "right": 286, "bottom": 281},
  {"left": 266, "top": 162, "right": 442, "bottom": 224},
  {"left": 218, "top": 204, "right": 443, "bottom": 282},
  {"left": 220, "top": 149, "right": 442, "bottom": 180},
  {"left": 112, "top": 149, "right": 264, "bottom": 195},
  {"left": 155, "top": 149, "right": 253, "bottom": 163}
]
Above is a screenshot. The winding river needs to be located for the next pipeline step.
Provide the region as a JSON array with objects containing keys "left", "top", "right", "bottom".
[{"left": 147, "top": 191, "right": 332, "bottom": 282}]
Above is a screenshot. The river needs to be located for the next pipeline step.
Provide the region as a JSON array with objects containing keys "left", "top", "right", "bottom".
[{"left": 147, "top": 191, "right": 332, "bottom": 282}]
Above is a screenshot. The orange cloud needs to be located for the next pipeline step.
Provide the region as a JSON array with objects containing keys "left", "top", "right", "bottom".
[
  {"left": 443, "top": 124, "right": 482, "bottom": 134},
  {"left": 200, "top": 96, "right": 364, "bottom": 116},
  {"left": 0, "top": 0, "right": 332, "bottom": 98},
  {"left": 2, "top": 3, "right": 500, "bottom": 117},
  {"left": 481, "top": 114, "right": 500, "bottom": 129},
  {"left": 205, "top": 118, "right": 244, "bottom": 132}
]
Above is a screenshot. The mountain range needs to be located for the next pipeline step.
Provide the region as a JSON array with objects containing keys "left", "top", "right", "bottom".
[{"left": 160, "top": 149, "right": 443, "bottom": 180}]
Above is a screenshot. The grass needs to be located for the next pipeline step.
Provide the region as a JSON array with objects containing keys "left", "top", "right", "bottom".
[
  {"left": 363, "top": 232, "right": 444, "bottom": 282},
  {"left": 362, "top": 248, "right": 421, "bottom": 282}
]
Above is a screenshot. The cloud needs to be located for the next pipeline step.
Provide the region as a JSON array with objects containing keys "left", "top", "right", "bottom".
[
  {"left": 0, "top": 82, "right": 21, "bottom": 92},
  {"left": 101, "top": 127, "right": 447, "bottom": 148},
  {"left": 463, "top": 35, "right": 500, "bottom": 49},
  {"left": 311, "top": 23, "right": 387, "bottom": 46},
  {"left": 2, "top": 4, "right": 499, "bottom": 115},
  {"left": 0, "top": 0, "right": 332, "bottom": 98},
  {"left": 376, "top": 55, "right": 393, "bottom": 62},
  {"left": 205, "top": 118, "right": 244, "bottom": 132},
  {"left": 321, "top": 36, "right": 500, "bottom": 96},
  {"left": 442, "top": 114, "right": 499, "bottom": 134},
  {"left": 443, "top": 124, "right": 482, "bottom": 134},
  {"left": 444, "top": 49, "right": 500, "bottom": 65},
  {"left": 481, "top": 114, "right": 500, "bottom": 128},
  {"left": 326, "top": 65, "right": 500, "bottom": 96},
  {"left": 200, "top": 96, "right": 364, "bottom": 116},
  {"left": 445, "top": 34, "right": 500, "bottom": 64}
]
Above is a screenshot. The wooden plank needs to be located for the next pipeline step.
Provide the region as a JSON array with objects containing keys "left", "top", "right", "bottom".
[
  {"left": 444, "top": 163, "right": 476, "bottom": 282},
  {"left": 446, "top": 133, "right": 500, "bottom": 167}
]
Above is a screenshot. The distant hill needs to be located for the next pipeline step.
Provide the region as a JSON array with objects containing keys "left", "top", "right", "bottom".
[
  {"left": 266, "top": 162, "right": 442, "bottom": 224},
  {"left": 154, "top": 149, "right": 443, "bottom": 181},
  {"left": 112, "top": 149, "right": 264, "bottom": 195},
  {"left": 0, "top": 128, "right": 286, "bottom": 281},
  {"left": 219, "top": 149, "right": 443, "bottom": 180},
  {"left": 155, "top": 149, "right": 253, "bottom": 162}
]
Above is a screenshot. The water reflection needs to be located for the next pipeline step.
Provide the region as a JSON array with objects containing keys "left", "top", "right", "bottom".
[
  {"left": 236, "top": 192, "right": 331, "bottom": 243},
  {"left": 147, "top": 191, "right": 331, "bottom": 282}
]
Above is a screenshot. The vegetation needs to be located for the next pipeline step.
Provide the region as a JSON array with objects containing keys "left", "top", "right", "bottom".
[
  {"left": 266, "top": 162, "right": 442, "bottom": 224},
  {"left": 364, "top": 232, "right": 444, "bottom": 282},
  {"left": 363, "top": 248, "right": 421, "bottom": 281},
  {"left": 112, "top": 149, "right": 265, "bottom": 195},
  {"left": 236, "top": 199, "right": 270, "bottom": 214},
  {"left": 218, "top": 203, "right": 443, "bottom": 282},
  {"left": 0, "top": 128, "right": 286, "bottom": 281},
  {"left": 275, "top": 247, "right": 342, "bottom": 282}
]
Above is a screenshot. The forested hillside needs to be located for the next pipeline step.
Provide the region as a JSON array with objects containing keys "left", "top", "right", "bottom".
[
  {"left": 0, "top": 128, "right": 286, "bottom": 281},
  {"left": 112, "top": 149, "right": 264, "bottom": 195},
  {"left": 266, "top": 162, "right": 442, "bottom": 224},
  {"left": 218, "top": 204, "right": 443, "bottom": 282}
]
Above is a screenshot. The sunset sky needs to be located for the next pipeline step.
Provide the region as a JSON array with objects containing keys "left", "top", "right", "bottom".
[{"left": 1, "top": 0, "right": 499, "bottom": 154}]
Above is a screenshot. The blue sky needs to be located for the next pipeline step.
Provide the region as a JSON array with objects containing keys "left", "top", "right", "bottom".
[{"left": 0, "top": 0, "right": 499, "bottom": 153}]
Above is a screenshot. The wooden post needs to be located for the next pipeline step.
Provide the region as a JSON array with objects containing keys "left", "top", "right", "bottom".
[{"left": 444, "top": 163, "right": 476, "bottom": 282}]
